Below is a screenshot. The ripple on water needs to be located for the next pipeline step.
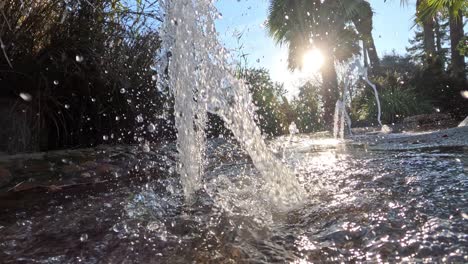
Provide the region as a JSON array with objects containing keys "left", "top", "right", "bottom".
[{"left": 0, "top": 139, "right": 467, "bottom": 263}]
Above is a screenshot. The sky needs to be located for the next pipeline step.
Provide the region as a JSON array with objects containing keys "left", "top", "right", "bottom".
[{"left": 214, "top": 0, "right": 418, "bottom": 97}]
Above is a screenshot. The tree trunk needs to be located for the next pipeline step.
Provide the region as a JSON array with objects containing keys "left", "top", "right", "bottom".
[
  {"left": 320, "top": 58, "right": 339, "bottom": 129},
  {"left": 362, "top": 41, "right": 369, "bottom": 68},
  {"left": 417, "top": 0, "right": 436, "bottom": 65},
  {"left": 352, "top": 2, "right": 379, "bottom": 69},
  {"left": 366, "top": 38, "right": 380, "bottom": 70},
  {"left": 422, "top": 19, "right": 436, "bottom": 62},
  {"left": 434, "top": 16, "right": 442, "bottom": 54},
  {"left": 449, "top": 8, "right": 466, "bottom": 82}
]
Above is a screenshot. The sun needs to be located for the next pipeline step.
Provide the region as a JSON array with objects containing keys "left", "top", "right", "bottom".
[{"left": 302, "top": 49, "right": 325, "bottom": 73}]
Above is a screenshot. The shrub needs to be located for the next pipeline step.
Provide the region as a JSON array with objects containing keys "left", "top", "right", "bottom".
[
  {"left": 0, "top": 0, "right": 167, "bottom": 153},
  {"left": 355, "top": 87, "right": 433, "bottom": 125}
]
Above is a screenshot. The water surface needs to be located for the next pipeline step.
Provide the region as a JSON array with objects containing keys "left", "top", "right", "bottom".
[{"left": 0, "top": 137, "right": 467, "bottom": 263}]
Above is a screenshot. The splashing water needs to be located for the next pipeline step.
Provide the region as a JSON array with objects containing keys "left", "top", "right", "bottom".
[
  {"left": 333, "top": 59, "right": 383, "bottom": 139},
  {"left": 333, "top": 100, "right": 345, "bottom": 139},
  {"left": 333, "top": 62, "right": 354, "bottom": 140},
  {"left": 359, "top": 64, "right": 383, "bottom": 127},
  {"left": 157, "top": 0, "right": 304, "bottom": 206},
  {"left": 289, "top": 122, "right": 299, "bottom": 135}
]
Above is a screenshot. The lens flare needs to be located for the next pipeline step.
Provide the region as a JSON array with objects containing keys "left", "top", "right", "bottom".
[{"left": 302, "top": 49, "right": 324, "bottom": 73}]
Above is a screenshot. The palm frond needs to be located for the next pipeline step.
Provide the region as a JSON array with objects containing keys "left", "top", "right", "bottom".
[
  {"left": 267, "top": 0, "right": 366, "bottom": 70},
  {"left": 417, "top": 0, "right": 466, "bottom": 22}
]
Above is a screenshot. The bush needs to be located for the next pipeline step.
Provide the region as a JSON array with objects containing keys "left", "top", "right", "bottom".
[
  {"left": 351, "top": 54, "right": 461, "bottom": 126},
  {"left": 291, "top": 82, "right": 324, "bottom": 133},
  {"left": 0, "top": 0, "right": 168, "bottom": 153},
  {"left": 354, "top": 87, "right": 432, "bottom": 125},
  {"left": 239, "top": 68, "right": 289, "bottom": 137}
]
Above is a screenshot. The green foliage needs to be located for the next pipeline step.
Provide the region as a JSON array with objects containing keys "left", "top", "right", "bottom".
[
  {"left": 378, "top": 53, "right": 457, "bottom": 113},
  {"left": 239, "top": 68, "right": 288, "bottom": 136},
  {"left": 291, "top": 83, "right": 324, "bottom": 133},
  {"left": 266, "top": 0, "right": 364, "bottom": 70},
  {"left": 351, "top": 53, "right": 464, "bottom": 125},
  {"left": 0, "top": 0, "right": 167, "bottom": 153},
  {"left": 417, "top": 0, "right": 467, "bottom": 21},
  {"left": 407, "top": 15, "right": 450, "bottom": 66},
  {"left": 266, "top": 0, "right": 376, "bottom": 127},
  {"left": 457, "top": 35, "right": 468, "bottom": 55},
  {"left": 355, "top": 87, "right": 432, "bottom": 124},
  {"left": 220, "top": 68, "right": 325, "bottom": 137}
]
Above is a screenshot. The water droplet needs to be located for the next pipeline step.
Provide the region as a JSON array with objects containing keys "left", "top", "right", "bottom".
[
  {"left": 64, "top": 104, "right": 70, "bottom": 109},
  {"left": 285, "top": 15, "right": 289, "bottom": 20},
  {"left": 103, "top": 135, "right": 109, "bottom": 141},
  {"left": 80, "top": 233, "right": 88, "bottom": 242},
  {"left": 120, "top": 88, "right": 126, "bottom": 94},
  {"left": 76, "top": 55, "right": 84, "bottom": 62},
  {"left": 19, "top": 93, "right": 32, "bottom": 102},
  {"left": 115, "top": 116, "right": 120, "bottom": 121},
  {"left": 136, "top": 115, "right": 144, "bottom": 123},
  {"left": 91, "top": 98, "right": 96, "bottom": 102},
  {"left": 147, "top": 123, "right": 156, "bottom": 132},
  {"left": 461, "top": 90, "right": 468, "bottom": 99},
  {"left": 142, "top": 143, "right": 150, "bottom": 152},
  {"left": 151, "top": 75, "right": 157, "bottom": 81},
  {"left": 53, "top": 80, "right": 59, "bottom": 85}
]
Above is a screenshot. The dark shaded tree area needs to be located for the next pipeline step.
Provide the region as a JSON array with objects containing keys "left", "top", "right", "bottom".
[
  {"left": 0, "top": 0, "right": 172, "bottom": 153},
  {"left": 407, "top": 0, "right": 467, "bottom": 116},
  {"left": 351, "top": 59, "right": 431, "bottom": 125},
  {"left": 351, "top": 52, "right": 465, "bottom": 126},
  {"left": 291, "top": 83, "right": 323, "bottom": 133},
  {"left": 267, "top": 0, "right": 378, "bottom": 127},
  {"left": 237, "top": 68, "right": 324, "bottom": 137},
  {"left": 0, "top": 0, "right": 311, "bottom": 153},
  {"left": 241, "top": 68, "right": 288, "bottom": 136},
  {"left": 0, "top": 0, "right": 464, "bottom": 154}
]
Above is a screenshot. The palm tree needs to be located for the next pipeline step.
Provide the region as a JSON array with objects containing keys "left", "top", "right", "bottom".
[
  {"left": 350, "top": 1, "right": 380, "bottom": 69},
  {"left": 416, "top": 0, "right": 437, "bottom": 66},
  {"left": 267, "top": 0, "right": 375, "bottom": 127},
  {"left": 403, "top": 0, "right": 466, "bottom": 82}
]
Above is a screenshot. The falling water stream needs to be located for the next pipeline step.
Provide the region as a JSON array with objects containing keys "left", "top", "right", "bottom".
[
  {"left": 158, "top": 0, "right": 304, "bottom": 206},
  {"left": 333, "top": 60, "right": 381, "bottom": 140}
]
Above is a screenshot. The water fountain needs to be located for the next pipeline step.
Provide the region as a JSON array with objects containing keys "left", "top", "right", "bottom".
[
  {"left": 333, "top": 62, "right": 355, "bottom": 139},
  {"left": 288, "top": 122, "right": 299, "bottom": 135},
  {"left": 157, "top": 0, "right": 304, "bottom": 206},
  {"left": 333, "top": 100, "right": 346, "bottom": 139},
  {"left": 333, "top": 59, "right": 383, "bottom": 139},
  {"left": 1, "top": 2, "right": 467, "bottom": 263},
  {"left": 358, "top": 64, "right": 383, "bottom": 127}
]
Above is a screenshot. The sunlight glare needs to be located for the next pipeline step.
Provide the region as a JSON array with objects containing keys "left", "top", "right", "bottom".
[{"left": 302, "top": 49, "right": 324, "bottom": 73}]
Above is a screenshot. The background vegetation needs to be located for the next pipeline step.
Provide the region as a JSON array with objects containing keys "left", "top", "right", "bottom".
[
  {"left": 0, "top": 0, "right": 466, "bottom": 154},
  {"left": 0, "top": 0, "right": 171, "bottom": 153}
]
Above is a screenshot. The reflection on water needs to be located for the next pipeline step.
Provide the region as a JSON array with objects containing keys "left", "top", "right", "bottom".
[{"left": 0, "top": 136, "right": 467, "bottom": 263}]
